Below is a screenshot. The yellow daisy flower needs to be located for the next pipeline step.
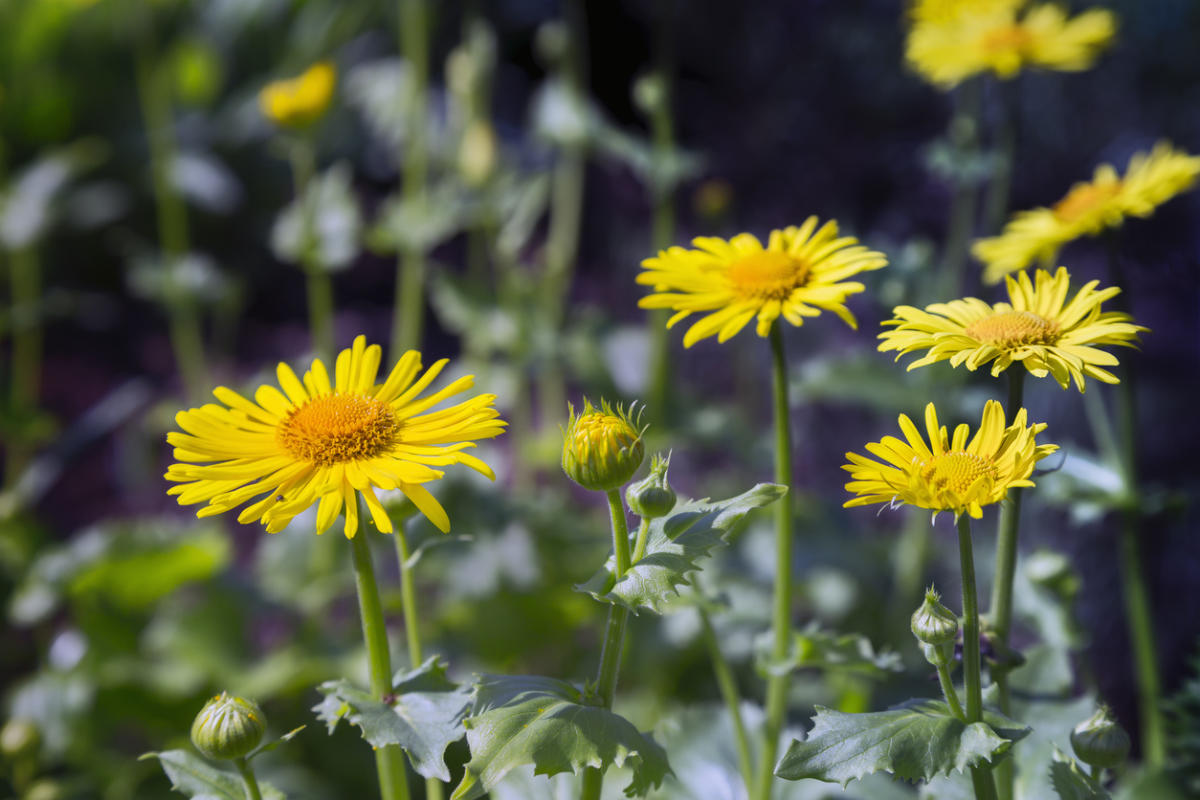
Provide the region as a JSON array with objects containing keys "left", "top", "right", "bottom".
[
  {"left": 907, "top": 0, "right": 1023, "bottom": 26},
  {"left": 636, "top": 217, "right": 888, "bottom": 347},
  {"left": 879, "top": 267, "right": 1145, "bottom": 391},
  {"left": 974, "top": 142, "right": 1200, "bottom": 283},
  {"left": 907, "top": 3, "right": 1115, "bottom": 88},
  {"left": 259, "top": 61, "right": 337, "bottom": 129},
  {"left": 843, "top": 399, "right": 1057, "bottom": 519},
  {"left": 165, "top": 336, "right": 506, "bottom": 537}
]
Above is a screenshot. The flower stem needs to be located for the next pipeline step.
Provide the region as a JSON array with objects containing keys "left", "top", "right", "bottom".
[
  {"left": 957, "top": 516, "right": 999, "bottom": 800},
  {"left": 579, "top": 489, "right": 633, "bottom": 800},
  {"left": 631, "top": 517, "right": 652, "bottom": 564},
  {"left": 699, "top": 605, "right": 754, "bottom": 793},
  {"left": 287, "top": 138, "right": 335, "bottom": 364},
  {"left": 982, "top": 78, "right": 1019, "bottom": 235},
  {"left": 5, "top": 246, "right": 41, "bottom": 485},
  {"left": 233, "top": 757, "right": 264, "bottom": 800},
  {"left": 941, "top": 78, "right": 982, "bottom": 299},
  {"left": 936, "top": 663, "right": 967, "bottom": 722},
  {"left": 752, "top": 323, "right": 795, "bottom": 800},
  {"left": 349, "top": 514, "right": 411, "bottom": 800}
]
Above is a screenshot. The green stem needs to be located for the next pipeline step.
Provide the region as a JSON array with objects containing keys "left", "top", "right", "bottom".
[
  {"left": 983, "top": 78, "right": 1018, "bottom": 235},
  {"left": 631, "top": 517, "right": 651, "bottom": 564},
  {"left": 699, "top": 606, "right": 754, "bottom": 793},
  {"left": 936, "top": 663, "right": 967, "bottom": 722},
  {"left": 958, "top": 516, "right": 998, "bottom": 800},
  {"left": 233, "top": 757, "right": 264, "bottom": 800},
  {"left": 288, "top": 138, "right": 335, "bottom": 363},
  {"left": 134, "top": 19, "right": 207, "bottom": 400},
  {"left": 752, "top": 323, "right": 794, "bottom": 800},
  {"left": 941, "top": 78, "right": 982, "bottom": 299},
  {"left": 6, "top": 247, "right": 41, "bottom": 485},
  {"left": 349, "top": 511, "right": 411, "bottom": 800},
  {"left": 579, "top": 489, "right": 633, "bottom": 800}
]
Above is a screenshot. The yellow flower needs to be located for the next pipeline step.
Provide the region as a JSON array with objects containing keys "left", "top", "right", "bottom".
[
  {"left": 561, "top": 399, "right": 646, "bottom": 492},
  {"left": 907, "top": 0, "right": 1023, "bottom": 25},
  {"left": 165, "top": 336, "right": 505, "bottom": 537},
  {"left": 879, "top": 267, "right": 1145, "bottom": 391},
  {"left": 636, "top": 218, "right": 888, "bottom": 347},
  {"left": 974, "top": 142, "right": 1200, "bottom": 284},
  {"left": 843, "top": 400, "right": 1057, "bottom": 519},
  {"left": 259, "top": 61, "right": 336, "bottom": 128},
  {"left": 907, "top": 3, "right": 1115, "bottom": 88}
]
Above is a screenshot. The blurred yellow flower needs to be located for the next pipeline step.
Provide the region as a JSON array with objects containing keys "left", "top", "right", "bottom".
[
  {"left": 974, "top": 142, "right": 1200, "bottom": 283},
  {"left": 907, "top": 2, "right": 1115, "bottom": 88},
  {"left": 843, "top": 400, "right": 1057, "bottom": 519},
  {"left": 637, "top": 218, "right": 887, "bottom": 347},
  {"left": 879, "top": 267, "right": 1145, "bottom": 391},
  {"left": 166, "top": 336, "right": 505, "bottom": 537},
  {"left": 259, "top": 61, "right": 336, "bottom": 129}
]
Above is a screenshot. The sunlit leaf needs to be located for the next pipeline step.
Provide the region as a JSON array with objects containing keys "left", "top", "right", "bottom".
[
  {"left": 271, "top": 162, "right": 361, "bottom": 271},
  {"left": 756, "top": 624, "right": 903, "bottom": 679},
  {"left": 1050, "top": 748, "right": 1109, "bottom": 799},
  {"left": 140, "top": 750, "right": 285, "bottom": 800}
]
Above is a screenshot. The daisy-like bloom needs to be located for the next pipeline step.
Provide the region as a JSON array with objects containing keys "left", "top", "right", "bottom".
[
  {"left": 636, "top": 218, "right": 888, "bottom": 347},
  {"left": 843, "top": 399, "right": 1058, "bottom": 519},
  {"left": 906, "top": 2, "right": 1115, "bottom": 89},
  {"left": 879, "top": 267, "right": 1146, "bottom": 391},
  {"left": 165, "top": 336, "right": 505, "bottom": 537},
  {"left": 974, "top": 142, "right": 1200, "bottom": 283},
  {"left": 259, "top": 61, "right": 337, "bottom": 128}
]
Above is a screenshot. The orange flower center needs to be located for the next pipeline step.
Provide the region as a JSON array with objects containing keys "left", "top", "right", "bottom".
[
  {"left": 727, "top": 251, "right": 809, "bottom": 301},
  {"left": 980, "top": 24, "right": 1033, "bottom": 55},
  {"left": 921, "top": 451, "right": 995, "bottom": 497},
  {"left": 277, "top": 394, "right": 398, "bottom": 466},
  {"left": 1052, "top": 181, "right": 1122, "bottom": 222},
  {"left": 965, "top": 311, "right": 1059, "bottom": 347}
]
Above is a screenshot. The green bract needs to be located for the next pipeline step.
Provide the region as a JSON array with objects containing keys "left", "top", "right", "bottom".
[
  {"left": 190, "top": 693, "right": 266, "bottom": 761},
  {"left": 561, "top": 398, "right": 646, "bottom": 492}
]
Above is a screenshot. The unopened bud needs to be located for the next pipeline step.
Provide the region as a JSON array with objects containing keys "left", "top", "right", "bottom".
[
  {"left": 1070, "top": 705, "right": 1130, "bottom": 770},
  {"left": 562, "top": 399, "right": 646, "bottom": 492},
  {"left": 912, "top": 587, "right": 959, "bottom": 645},
  {"left": 190, "top": 693, "right": 266, "bottom": 761},
  {"left": 627, "top": 452, "right": 677, "bottom": 519}
]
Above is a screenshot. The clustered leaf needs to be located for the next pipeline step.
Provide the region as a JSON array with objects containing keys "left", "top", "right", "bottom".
[
  {"left": 775, "top": 699, "right": 1030, "bottom": 786},
  {"left": 313, "top": 657, "right": 472, "bottom": 781},
  {"left": 451, "top": 675, "right": 670, "bottom": 800},
  {"left": 576, "top": 483, "right": 787, "bottom": 614}
]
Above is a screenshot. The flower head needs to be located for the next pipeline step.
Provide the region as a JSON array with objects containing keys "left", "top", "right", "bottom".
[
  {"left": 907, "top": 2, "right": 1115, "bottom": 88},
  {"left": 166, "top": 336, "right": 505, "bottom": 537},
  {"left": 1070, "top": 705, "right": 1131, "bottom": 770},
  {"left": 561, "top": 399, "right": 646, "bottom": 492},
  {"left": 843, "top": 400, "right": 1057, "bottom": 519},
  {"left": 190, "top": 693, "right": 265, "bottom": 761},
  {"left": 974, "top": 142, "right": 1200, "bottom": 283},
  {"left": 259, "top": 61, "right": 336, "bottom": 128},
  {"left": 637, "top": 218, "right": 887, "bottom": 347},
  {"left": 626, "top": 451, "right": 677, "bottom": 519},
  {"left": 879, "top": 267, "right": 1146, "bottom": 391}
]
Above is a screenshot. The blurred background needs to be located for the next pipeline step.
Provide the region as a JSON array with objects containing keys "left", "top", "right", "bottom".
[{"left": 1, "top": 0, "right": 1199, "bottom": 797}]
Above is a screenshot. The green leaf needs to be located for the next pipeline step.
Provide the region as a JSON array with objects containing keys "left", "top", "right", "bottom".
[
  {"left": 270, "top": 162, "right": 362, "bottom": 271},
  {"left": 451, "top": 675, "right": 671, "bottom": 800},
  {"left": 313, "top": 656, "right": 471, "bottom": 781},
  {"left": 756, "top": 624, "right": 903, "bottom": 679},
  {"left": 775, "top": 699, "right": 1030, "bottom": 786},
  {"left": 140, "top": 750, "right": 284, "bottom": 800},
  {"left": 249, "top": 726, "right": 306, "bottom": 760},
  {"left": 576, "top": 483, "right": 787, "bottom": 614},
  {"left": 1049, "top": 749, "right": 1110, "bottom": 800}
]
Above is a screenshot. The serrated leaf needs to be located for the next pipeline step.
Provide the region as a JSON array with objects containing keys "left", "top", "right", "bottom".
[
  {"left": 576, "top": 483, "right": 786, "bottom": 614},
  {"left": 313, "top": 656, "right": 471, "bottom": 781},
  {"left": 1049, "top": 750, "right": 1109, "bottom": 799},
  {"left": 775, "top": 699, "right": 1030, "bottom": 786},
  {"left": 451, "top": 675, "right": 670, "bottom": 800},
  {"left": 755, "top": 624, "right": 903, "bottom": 679},
  {"left": 140, "top": 750, "right": 284, "bottom": 800}
]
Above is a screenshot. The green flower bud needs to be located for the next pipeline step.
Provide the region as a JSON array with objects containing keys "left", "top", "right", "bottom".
[
  {"left": 632, "top": 73, "right": 667, "bottom": 116},
  {"left": 0, "top": 718, "right": 39, "bottom": 761},
  {"left": 190, "top": 693, "right": 266, "bottom": 761},
  {"left": 562, "top": 399, "right": 646, "bottom": 492},
  {"left": 911, "top": 587, "right": 959, "bottom": 646},
  {"left": 626, "top": 452, "right": 677, "bottom": 519},
  {"left": 1070, "top": 705, "right": 1130, "bottom": 770}
]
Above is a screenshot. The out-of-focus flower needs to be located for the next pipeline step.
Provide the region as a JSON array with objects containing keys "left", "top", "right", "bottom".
[
  {"left": 843, "top": 400, "right": 1057, "bottom": 520},
  {"left": 879, "top": 267, "right": 1145, "bottom": 391},
  {"left": 259, "top": 61, "right": 336, "bottom": 129},
  {"left": 166, "top": 336, "right": 505, "bottom": 536},
  {"left": 974, "top": 142, "right": 1200, "bottom": 283},
  {"left": 561, "top": 399, "right": 646, "bottom": 492},
  {"left": 907, "top": 2, "right": 1115, "bottom": 88},
  {"left": 637, "top": 219, "right": 887, "bottom": 347}
]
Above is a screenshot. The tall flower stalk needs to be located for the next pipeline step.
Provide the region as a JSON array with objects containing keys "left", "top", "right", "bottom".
[
  {"left": 286, "top": 137, "right": 335, "bottom": 363},
  {"left": 957, "top": 516, "right": 999, "bottom": 800}
]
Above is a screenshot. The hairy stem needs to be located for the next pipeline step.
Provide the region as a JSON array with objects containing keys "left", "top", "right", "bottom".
[{"left": 958, "top": 516, "right": 998, "bottom": 800}]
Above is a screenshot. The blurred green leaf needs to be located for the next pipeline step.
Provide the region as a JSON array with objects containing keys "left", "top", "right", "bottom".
[
  {"left": 776, "top": 700, "right": 1029, "bottom": 785},
  {"left": 0, "top": 140, "right": 105, "bottom": 249},
  {"left": 576, "top": 483, "right": 786, "bottom": 614},
  {"left": 346, "top": 58, "right": 416, "bottom": 152},
  {"left": 140, "top": 749, "right": 285, "bottom": 800},
  {"left": 756, "top": 624, "right": 902, "bottom": 679},
  {"left": 271, "top": 162, "right": 361, "bottom": 271},
  {"left": 314, "top": 657, "right": 471, "bottom": 781},
  {"left": 1049, "top": 749, "right": 1109, "bottom": 800},
  {"left": 127, "top": 252, "right": 233, "bottom": 306},
  {"left": 367, "top": 182, "right": 468, "bottom": 255},
  {"left": 451, "top": 675, "right": 670, "bottom": 800}
]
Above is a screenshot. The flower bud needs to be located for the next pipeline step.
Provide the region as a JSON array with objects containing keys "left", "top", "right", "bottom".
[
  {"left": 458, "top": 119, "right": 498, "bottom": 187},
  {"left": 922, "top": 641, "right": 955, "bottom": 668},
  {"left": 562, "top": 399, "right": 646, "bottom": 492},
  {"left": 1070, "top": 705, "right": 1130, "bottom": 770},
  {"left": 0, "top": 718, "right": 39, "bottom": 761},
  {"left": 627, "top": 452, "right": 677, "bottom": 519},
  {"left": 912, "top": 587, "right": 959, "bottom": 645},
  {"left": 632, "top": 73, "right": 667, "bottom": 116},
  {"left": 190, "top": 693, "right": 266, "bottom": 761}
]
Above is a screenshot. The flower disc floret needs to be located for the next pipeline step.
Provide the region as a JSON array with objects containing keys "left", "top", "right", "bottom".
[
  {"left": 843, "top": 399, "right": 1058, "bottom": 519},
  {"left": 259, "top": 61, "right": 336, "bottom": 128},
  {"left": 562, "top": 399, "right": 646, "bottom": 492},
  {"left": 636, "top": 218, "right": 887, "bottom": 347},
  {"left": 165, "top": 336, "right": 506, "bottom": 537},
  {"left": 879, "top": 267, "right": 1146, "bottom": 391}
]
